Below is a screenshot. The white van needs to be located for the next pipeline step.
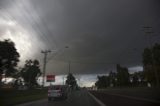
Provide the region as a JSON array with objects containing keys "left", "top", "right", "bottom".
[{"left": 48, "top": 85, "right": 69, "bottom": 101}]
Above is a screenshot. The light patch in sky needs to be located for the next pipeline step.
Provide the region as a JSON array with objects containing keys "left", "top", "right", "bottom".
[
  {"left": 0, "top": 17, "right": 45, "bottom": 66},
  {"left": 3, "top": 74, "right": 98, "bottom": 87},
  {"left": 128, "top": 66, "right": 143, "bottom": 74},
  {"left": 37, "top": 74, "right": 106, "bottom": 87},
  {"left": 0, "top": 18, "right": 32, "bottom": 63}
]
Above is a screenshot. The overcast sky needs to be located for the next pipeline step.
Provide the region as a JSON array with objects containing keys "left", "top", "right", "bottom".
[{"left": 0, "top": 0, "right": 160, "bottom": 77}]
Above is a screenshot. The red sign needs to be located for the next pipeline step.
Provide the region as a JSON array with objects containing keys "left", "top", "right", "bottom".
[{"left": 46, "top": 75, "right": 55, "bottom": 82}]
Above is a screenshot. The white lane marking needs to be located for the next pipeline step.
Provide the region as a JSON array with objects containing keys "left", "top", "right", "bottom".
[{"left": 88, "top": 92, "right": 106, "bottom": 106}]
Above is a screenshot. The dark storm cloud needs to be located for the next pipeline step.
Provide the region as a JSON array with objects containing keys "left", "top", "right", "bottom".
[{"left": 1, "top": 0, "right": 160, "bottom": 74}]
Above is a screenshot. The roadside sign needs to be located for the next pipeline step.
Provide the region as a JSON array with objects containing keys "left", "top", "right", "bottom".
[{"left": 46, "top": 75, "right": 55, "bottom": 82}]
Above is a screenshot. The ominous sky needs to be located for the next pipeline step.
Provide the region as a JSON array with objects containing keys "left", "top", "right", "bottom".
[{"left": 0, "top": 0, "right": 160, "bottom": 76}]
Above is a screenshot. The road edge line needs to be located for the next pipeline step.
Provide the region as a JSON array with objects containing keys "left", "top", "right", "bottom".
[{"left": 88, "top": 91, "right": 106, "bottom": 106}]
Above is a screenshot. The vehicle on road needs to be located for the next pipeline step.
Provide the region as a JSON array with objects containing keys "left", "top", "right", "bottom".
[{"left": 48, "top": 85, "right": 69, "bottom": 101}]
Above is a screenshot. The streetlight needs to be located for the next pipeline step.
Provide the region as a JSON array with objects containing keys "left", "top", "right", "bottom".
[{"left": 65, "top": 46, "right": 71, "bottom": 74}]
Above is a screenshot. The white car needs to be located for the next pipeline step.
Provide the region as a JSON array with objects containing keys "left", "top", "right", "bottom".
[{"left": 48, "top": 85, "right": 69, "bottom": 101}]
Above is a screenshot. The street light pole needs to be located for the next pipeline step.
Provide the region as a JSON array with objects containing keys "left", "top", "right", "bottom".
[
  {"left": 69, "top": 61, "right": 71, "bottom": 74},
  {"left": 41, "top": 50, "right": 51, "bottom": 87},
  {"left": 65, "top": 46, "right": 71, "bottom": 74}
]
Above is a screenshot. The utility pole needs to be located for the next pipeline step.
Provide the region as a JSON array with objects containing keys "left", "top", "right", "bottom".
[
  {"left": 143, "top": 26, "right": 159, "bottom": 87},
  {"left": 63, "top": 75, "right": 65, "bottom": 85},
  {"left": 69, "top": 61, "right": 71, "bottom": 74},
  {"left": 65, "top": 46, "right": 71, "bottom": 74},
  {"left": 41, "top": 50, "right": 51, "bottom": 87}
]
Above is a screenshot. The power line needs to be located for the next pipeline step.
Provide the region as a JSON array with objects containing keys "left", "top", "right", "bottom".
[
  {"left": 1, "top": 1, "right": 49, "bottom": 52},
  {"left": 26, "top": 0, "right": 58, "bottom": 49},
  {"left": 20, "top": 0, "right": 54, "bottom": 47},
  {"left": 20, "top": 0, "right": 60, "bottom": 62}
]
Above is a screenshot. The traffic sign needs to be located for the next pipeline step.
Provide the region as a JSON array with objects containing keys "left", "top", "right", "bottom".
[{"left": 46, "top": 75, "right": 55, "bottom": 82}]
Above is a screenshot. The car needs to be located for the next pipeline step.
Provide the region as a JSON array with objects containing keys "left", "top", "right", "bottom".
[{"left": 48, "top": 85, "right": 69, "bottom": 101}]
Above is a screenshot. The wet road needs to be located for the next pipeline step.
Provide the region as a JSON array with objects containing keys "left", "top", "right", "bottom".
[{"left": 16, "top": 89, "right": 100, "bottom": 106}]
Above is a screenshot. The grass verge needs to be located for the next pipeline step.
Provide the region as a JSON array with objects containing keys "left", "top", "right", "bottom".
[{"left": 0, "top": 88, "right": 47, "bottom": 106}]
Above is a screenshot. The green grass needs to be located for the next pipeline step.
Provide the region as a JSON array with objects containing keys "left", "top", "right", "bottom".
[{"left": 0, "top": 88, "right": 47, "bottom": 106}]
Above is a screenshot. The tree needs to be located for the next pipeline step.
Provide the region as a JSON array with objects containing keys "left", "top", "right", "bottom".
[
  {"left": 65, "top": 73, "right": 77, "bottom": 89},
  {"left": 153, "top": 43, "right": 160, "bottom": 65},
  {"left": 95, "top": 75, "right": 110, "bottom": 89},
  {"left": 143, "top": 48, "right": 152, "bottom": 66},
  {"left": 116, "top": 64, "right": 130, "bottom": 86},
  {"left": 0, "top": 39, "right": 20, "bottom": 86},
  {"left": 130, "top": 71, "right": 146, "bottom": 87},
  {"left": 130, "top": 72, "right": 139, "bottom": 86},
  {"left": 109, "top": 71, "right": 117, "bottom": 87},
  {"left": 143, "top": 43, "right": 160, "bottom": 86},
  {"left": 20, "top": 59, "right": 41, "bottom": 88}
]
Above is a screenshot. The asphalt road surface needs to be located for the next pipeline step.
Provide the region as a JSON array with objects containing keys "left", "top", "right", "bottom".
[
  {"left": 16, "top": 89, "right": 100, "bottom": 106},
  {"left": 90, "top": 91, "right": 160, "bottom": 106}
]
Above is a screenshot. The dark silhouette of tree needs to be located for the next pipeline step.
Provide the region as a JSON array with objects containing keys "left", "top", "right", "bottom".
[
  {"left": 130, "top": 71, "right": 146, "bottom": 87},
  {"left": 65, "top": 73, "right": 77, "bottom": 89},
  {"left": 13, "top": 78, "right": 23, "bottom": 89},
  {"left": 153, "top": 43, "right": 160, "bottom": 65},
  {"left": 116, "top": 64, "right": 130, "bottom": 86},
  {"left": 143, "top": 48, "right": 152, "bottom": 65},
  {"left": 130, "top": 72, "right": 139, "bottom": 86},
  {"left": 143, "top": 43, "right": 160, "bottom": 86},
  {"left": 109, "top": 71, "right": 117, "bottom": 87},
  {"left": 20, "top": 59, "right": 41, "bottom": 88},
  {"left": 95, "top": 75, "right": 110, "bottom": 89},
  {"left": 5, "top": 67, "right": 19, "bottom": 77},
  {"left": 0, "top": 39, "right": 20, "bottom": 86}
]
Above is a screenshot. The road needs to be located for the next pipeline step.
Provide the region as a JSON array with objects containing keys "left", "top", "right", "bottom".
[
  {"left": 15, "top": 89, "right": 160, "bottom": 106},
  {"left": 90, "top": 91, "right": 160, "bottom": 106},
  {"left": 16, "top": 89, "right": 100, "bottom": 106}
]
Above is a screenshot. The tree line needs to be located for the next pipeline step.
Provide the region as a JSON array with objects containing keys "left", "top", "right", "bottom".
[
  {"left": 1, "top": 39, "right": 160, "bottom": 89},
  {"left": 95, "top": 64, "right": 145, "bottom": 88},
  {"left": 0, "top": 39, "right": 41, "bottom": 89},
  {"left": 95, "top": 43, "right": 160, "bottom": 88},
  {"left": 0, "top": 39, "right": 78, "bottom": 89}
]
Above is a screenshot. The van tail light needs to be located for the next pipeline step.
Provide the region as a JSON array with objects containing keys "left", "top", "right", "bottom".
[
  {"left": 48, "top": 92, "right": 51, "bottom": 96},
  {"left": 48, "top": 89, "right": 51, "bottom": 96}
]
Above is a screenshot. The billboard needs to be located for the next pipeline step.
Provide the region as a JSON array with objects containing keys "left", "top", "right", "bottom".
[{"left": 46, "top": 75, "right": 55, "bottom": 82}]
